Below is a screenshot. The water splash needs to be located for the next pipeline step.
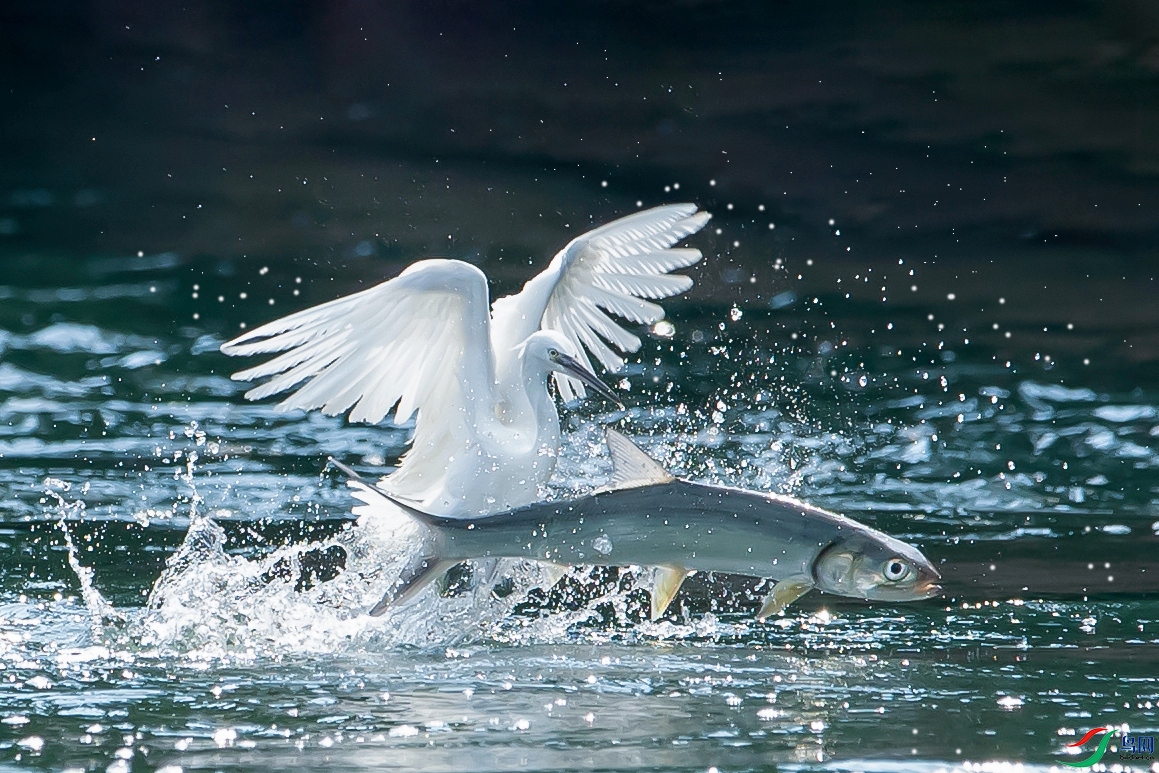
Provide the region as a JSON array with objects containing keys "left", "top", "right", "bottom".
[
  {"left": 43, "top": 443, "right": 602, "bottom": 659},
  {"left": 45, "top": 481, "right": 123, "bottom": 639},
  {"left": 50, "top": 449, "right": 763, "bottom": 659}
]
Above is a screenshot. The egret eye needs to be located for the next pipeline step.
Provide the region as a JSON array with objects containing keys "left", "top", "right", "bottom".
[
  {"left": 882, "top": 558, "right": 911, "bottom": 582},
  {"left": 548, "top": 348, "right": 559, "bottom": 358}
]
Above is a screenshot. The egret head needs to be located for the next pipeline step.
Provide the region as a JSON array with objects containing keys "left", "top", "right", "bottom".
[
  {"left": 811, "top": 532, "right": 941, "bottom": 602},
  {"left": 521, "top": 331, "right": 621, "bottom": 406}
]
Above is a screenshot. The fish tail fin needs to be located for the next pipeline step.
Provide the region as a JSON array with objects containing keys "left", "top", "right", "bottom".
[
  {"left": 326, "top": 457, "right": 436, "bottom": 527},
  {"left": 326, "top": 458, "right": 450, "bottom": 615},
  {"left": 368, "top": 555, "right": 455, "bottom": 616}
]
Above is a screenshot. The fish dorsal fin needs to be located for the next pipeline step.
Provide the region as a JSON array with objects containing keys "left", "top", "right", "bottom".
[{"left": 603, "top": 429, "right": 675, "bottom": 489}]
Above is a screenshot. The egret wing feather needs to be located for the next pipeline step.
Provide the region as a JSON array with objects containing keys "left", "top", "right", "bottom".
[
  {"left": 591, "top": 273, "right": 693, "bottom": 302},
  {"left": 220, "top": 259, "right": 496, "bottom": 459},
  {"left": 582, "top": 284, "right": 665, "bottom": 324},
  {"left": 489, "top": 204, "right": 709, "bottom": 402},
  {"left": 241, "top": 341, "right": 355, "bottom": 402}
]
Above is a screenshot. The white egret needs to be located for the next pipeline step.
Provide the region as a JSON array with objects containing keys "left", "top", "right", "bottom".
[{"left": 220, "top": 204, "right": 710, "bottom": 515}]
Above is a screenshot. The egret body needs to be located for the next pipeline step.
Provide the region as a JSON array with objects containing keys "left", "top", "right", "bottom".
[{"left": 221, "top": 204, "right": 710, "bottom": 515}]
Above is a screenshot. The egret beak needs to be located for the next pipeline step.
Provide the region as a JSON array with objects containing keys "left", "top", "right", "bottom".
[{"left": 551, "top": 352, "right": 623, "bottom": 408}]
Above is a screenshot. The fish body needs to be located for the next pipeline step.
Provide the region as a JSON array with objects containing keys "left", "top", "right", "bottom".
[
  {"left": 338, "top": 430, "right": 941, "bottom": 619},
  {"left": 413, "top": 481, "right": 853, "bottom": 578}
]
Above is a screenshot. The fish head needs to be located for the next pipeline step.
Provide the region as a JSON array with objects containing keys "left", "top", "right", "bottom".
[{"left": 811, "top": 530, "right": 942, "bottom": 602}]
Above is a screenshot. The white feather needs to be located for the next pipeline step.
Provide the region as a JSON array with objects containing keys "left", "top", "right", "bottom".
[
  {"left": 221, "top": 206, "right": 710, "bottom": 515},
  {"left": 224, "top": 257, "right": 494, "bottom": 434},
  {"left": 489, "top": 204, "right": 709, "bottom": 402}
]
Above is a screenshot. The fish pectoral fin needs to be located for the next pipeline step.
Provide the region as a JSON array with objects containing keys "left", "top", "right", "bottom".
[
  {"left": 539, "top": 561, "right": 570, "bottom": 589},
  {"left": 651, "top": 565, "right": 693, "bottom": 621},
  {"left": 756, "top": 576, "right": 814, "bottom": 622},
  {"left": 369, "top": 555, "right": 453, "bottom": 617},
  {"left": 602, "top": 429, "right": 675, "bottom": 490}
]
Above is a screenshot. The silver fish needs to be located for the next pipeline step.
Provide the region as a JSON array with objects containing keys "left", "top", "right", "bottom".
[{"left": 336, "top": 430, "right": 942, "bottom": 621}]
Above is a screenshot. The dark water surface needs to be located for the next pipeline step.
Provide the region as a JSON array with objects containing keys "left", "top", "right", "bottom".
[{"left": 0, "top": 247, "right": 1154, "bottom": 773}]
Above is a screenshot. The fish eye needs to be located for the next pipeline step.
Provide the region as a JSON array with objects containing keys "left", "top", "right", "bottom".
[{"left": 882, "top": 558, "right": 911, "bottom": 582}]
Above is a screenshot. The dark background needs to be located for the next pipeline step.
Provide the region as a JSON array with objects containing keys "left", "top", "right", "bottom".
[{"left": 1, "top": 1, "right": 1156, "bottom": 363}]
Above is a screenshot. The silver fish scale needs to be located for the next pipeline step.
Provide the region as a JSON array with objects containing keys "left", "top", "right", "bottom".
[{"left": 430, "top": 481, "right": 851, "bottom": 582}]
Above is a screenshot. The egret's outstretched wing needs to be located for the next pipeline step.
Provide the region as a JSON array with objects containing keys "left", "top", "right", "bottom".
[
  {"left": 220, "top": 259, "right": 495, "bottom": 431},
  {"left": 491, "top": 204, "right": 710, "bottom": 400}
]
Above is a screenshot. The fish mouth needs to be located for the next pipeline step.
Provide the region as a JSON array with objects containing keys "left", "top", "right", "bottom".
[
  {"left": 920, "top": 563, "right": 943, "bottom": 597},
  {"left": 551, "top": 352, "right": 623, "bottom": 407},
  {"left": 917, "top": 580, "right": 943, "bottom": 598}
]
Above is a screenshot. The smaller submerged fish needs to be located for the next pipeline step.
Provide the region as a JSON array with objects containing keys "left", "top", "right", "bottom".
[{"left": 335, "top": 430, "right": 941, "bottom": 620}]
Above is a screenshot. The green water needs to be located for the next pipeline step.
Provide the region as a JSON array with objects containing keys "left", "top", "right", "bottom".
[{"left": 0, "top": 249, "right": 1156, "bottom": 773}]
